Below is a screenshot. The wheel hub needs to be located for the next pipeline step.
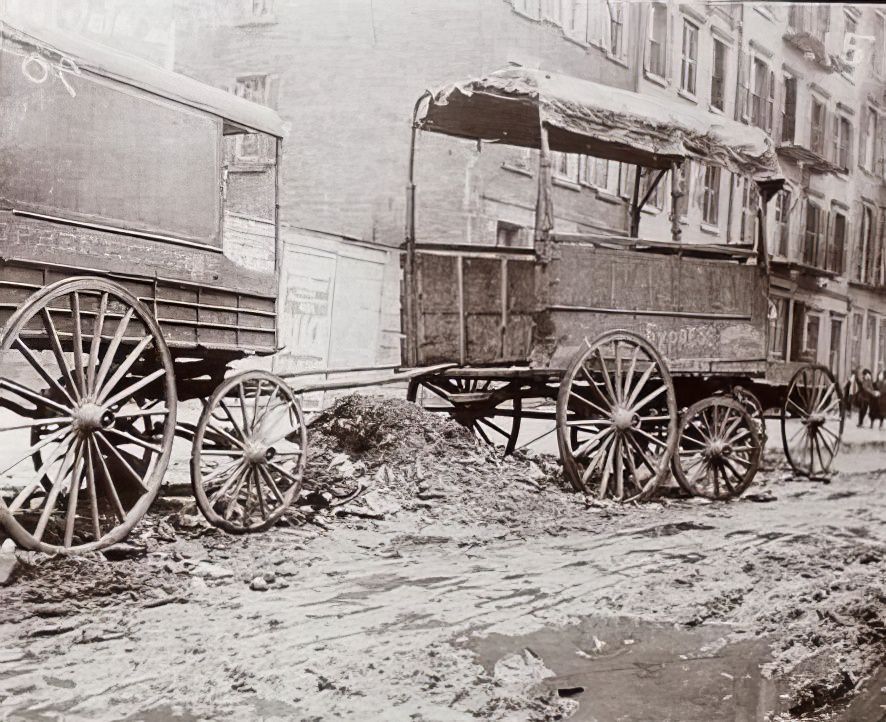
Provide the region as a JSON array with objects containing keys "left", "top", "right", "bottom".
[
  {"left": 611, "top": 407, "right": 638, "bottom": 432},
  {"left": 71, "top": 402, "right": 114, "bottom": 436},
  {"left": 243, "top": 441, "right": 270, "bottom": 465},
  {"left": 805, "top": 413, "right": 825, "bottom": 428},
  {"left": 705, "top": 439, "right": 732, "bottom": 459}
]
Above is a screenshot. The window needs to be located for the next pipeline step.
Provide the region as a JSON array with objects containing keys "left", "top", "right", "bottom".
[
  {"left": 829, "top": 209, "right": 846, "bottom": 274},
  {"left": 673, "top": 162, "right": 691, "bottom": 220},
  {"left": 701, "top": 165, "right": 720, "bottom": 226},
  {"left": 769, "top": 296, "right": 788, "bottom": 360},
  {"left": 564, "top": 0, "right": 587, "bottom": 37},
  {"left": 851, "top": 312, "right": 863, "bottom": 369},
  {"left": 844, "top": 13, "right": 858, "bottom": 77},
  {"left": 646, "top": 3, "right": 668, "bottom": 78},
  {"left": 781, "top": 74, "right": 796, "bottom": 143},
  {"left": 740, "top": 177, "right": 759, "bottom": 244},
  {"left": 618, "top": 163, "right": 634, "bottom": 199},
  {"left": 874, "top": 209, "right": 886, "bottom": 286},
  {"left": 868, "top": 315, "right": 878, "bottom": 369},
  {"left": 855, "top": 205, "right": 875, "bottom": 283},
  {"left": 861, "top": 106, "right": 878, "bottom": 172},
  {"left": 582, "top": 156, "right": 618, "bottom": 195},
  {"left": 829, "top": 317, "right": 844, "bottom": 380},
  {"left": 553, "top": 151, "right": 580, "bottom": 182},
  {"left": 876, "top": 12, "right": 886, "bottom": 77},
  {"left": 810, "top": 98, "right": 827, "bottom": 157},
  {"left": 773, "top": 190, "right": 791, "bottom": 257},
  {"left": 513, "top": 0, "right": 541, "bottom": 19},
  {"left": 711, "top": 39, "right": 727, "bottom": 111},
  {"left": 496, "top": 221, "right": 524, "bottom": 247},
  {"left": 804, "top": 314, "right": 821, "bottom": 359},
  {"left": 608, "top": 1, "right": 627, "bottom": 59},
  {"left": 231, "top": 74, "right": 275, "bottom": 160},
  {"left": 802, "top": 201, "right": 825, "bottom": 267},
  {"left": 750, "top": 57, "right": 772, "bottom": 131},
  {"left": 835, "top": 115, "right": 853, "bottom": 170},
  {"left": 641, "top": 168, "right": 664, "bottom": 210},
  {"left": 680, "top": 19, "right": 699, "bottom": 95}
]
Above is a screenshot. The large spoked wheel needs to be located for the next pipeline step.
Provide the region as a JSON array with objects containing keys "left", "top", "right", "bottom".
[
  {"left": 556, "top": 330, "right": 678, "bottom": 501},
  {"left": 0, "top": 277, "right": 177, "bottom": 553},
  {"left": 673, "top": 397, "right": 762, "bottom": 500},
  {"left": 408, "top": 376, "right": 522, "bottom": 456},
  {"left": 781, "top": 364, "right": 845, "bottom": 478},
  {"left": 191, "top": 371, "right": 307, "bottom": 534}
]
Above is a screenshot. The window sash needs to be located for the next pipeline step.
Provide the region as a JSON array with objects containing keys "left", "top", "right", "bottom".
[
  {"left": 680, "top": 21, "right": 698, "bottom": 94},
  {"left": 711, "top": 40, "right": 726, "bottom": 110},
  {"left": 702, "top": 166, "right": 720, "bottom": 225}
]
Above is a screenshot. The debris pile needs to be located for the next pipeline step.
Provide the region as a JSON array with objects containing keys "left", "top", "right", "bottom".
[{"left": 299, "top": 394, "right": 586, "bottom": 530}]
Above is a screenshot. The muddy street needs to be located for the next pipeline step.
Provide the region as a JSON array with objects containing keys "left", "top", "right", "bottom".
[{"left": 1, "top": 398, "right": 884, "bottom": 722}]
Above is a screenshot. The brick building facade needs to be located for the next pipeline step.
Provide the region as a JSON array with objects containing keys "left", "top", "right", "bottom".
[{"left": 9, "top": 0, "right": 886, "bottom": 384}]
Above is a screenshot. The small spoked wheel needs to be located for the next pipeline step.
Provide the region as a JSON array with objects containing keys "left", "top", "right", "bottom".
[
  {"left": 673, "top": 397, "right": 762, "bottom": 500},
  {"left": 781, "top": 364, "right": 844, "bottom": 478},
  {"left": 191, "top": 370, "right": 307, "bottom": 533},
  {"left": 0, "top": 277, "right": 177, "bottom": 553},
  {"left": 556, "top": 330, "right": 678, "bottom": 501},
  {"left": 408, "top": 376, "right": 522, "bottom": 456},
  {"left": 732, "top": 385, "right": 767, "bottom": 447}
]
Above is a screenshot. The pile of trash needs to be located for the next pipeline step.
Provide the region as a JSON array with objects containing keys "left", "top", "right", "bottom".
[{"left": 298, "top": 394, "right": 588, "bottom": 530}]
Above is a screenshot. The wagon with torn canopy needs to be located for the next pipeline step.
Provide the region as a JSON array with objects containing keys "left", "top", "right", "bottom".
[
  {"left": 404, "top": 67, "right": 846, "bottom": 501},
  {"left": 0, "top": 18, "right": 311, "bottom": 553}
]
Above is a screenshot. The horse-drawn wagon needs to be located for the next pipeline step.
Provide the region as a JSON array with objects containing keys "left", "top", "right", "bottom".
[
  {"left": 0, "top": 19, "right": 310, "bottom": 552},
  {"left": 404, "top": 67, "right": 846, "bottom": 501}
]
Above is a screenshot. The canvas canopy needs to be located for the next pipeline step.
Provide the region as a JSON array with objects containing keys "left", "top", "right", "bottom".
[{"left": 417, "top": 66, "right": 783, "bottom": 182}]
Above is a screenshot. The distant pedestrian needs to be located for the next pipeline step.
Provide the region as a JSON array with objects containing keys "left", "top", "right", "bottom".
[
  {"left": 877, "top": 370, "right": 886, "bottom": 430},
  {"left": 857, "top": 368, "right": 879, "bottom": 428},
  {"left": 846, "top": 368, "right": 859, "bottom": 413}
]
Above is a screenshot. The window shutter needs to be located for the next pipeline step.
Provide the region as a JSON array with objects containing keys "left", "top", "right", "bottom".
[
  {"left": 831, "top": 111, "right": 839, "bottom": 163},
  {"left": 739, "top": 51, "right": 751, "bottom": 122}
]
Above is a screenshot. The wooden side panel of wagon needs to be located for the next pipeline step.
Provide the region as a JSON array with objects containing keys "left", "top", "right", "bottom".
[{"left": 536, "top": 241, "right": 770, "bottom": 376}]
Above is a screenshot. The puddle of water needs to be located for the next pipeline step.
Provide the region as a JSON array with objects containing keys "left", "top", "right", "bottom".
[{"left": 467, "top": 615, "right": 786, "bottom": 722}]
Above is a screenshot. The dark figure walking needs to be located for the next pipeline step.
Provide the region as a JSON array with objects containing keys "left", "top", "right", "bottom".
[
  {"left": 877, "top": 370, "right": 886, "bottom": 430},
  {"left": 857, "top": 369, "right": 879, "bottom": 428}
]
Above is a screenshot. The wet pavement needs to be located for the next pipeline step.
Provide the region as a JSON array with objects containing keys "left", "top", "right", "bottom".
[{"left": 0, "top": 408, "right": 883, "bottom": 721}]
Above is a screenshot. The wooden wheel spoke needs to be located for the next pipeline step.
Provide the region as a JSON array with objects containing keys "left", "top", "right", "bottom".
[
  {"left": 223, "top": 468, "right": 252, "bottom": 520},
  {"left": 613, "top": 342, "right": 624, "bottom": 403},
  {"left": 41, "top": 307, "right": 81, "bottom": 403},
  {"left": 87, "top": 292, "right": 108, "bottom": 394},
  {"left": 476, "top": 416, "right": 510, "bottom": 439},
  {"left": 817, "top": 424, "right": 841, "bottom": 442},
  {"left": 63, "top": 444, "right": 86, "bottom": 547},
  {"left": 630, "top": 383, "right": 666, "bottom": 414},
  {"left": 104, "top": 426, "right": 163, "bottom": 454},
  {"left": 87, "top": 436, "right": 127, "bottom": 522},
  {"left": 258, "top": 464, "right": 285, "bottom": 505},
  {"left": 268, "top": 460, "right": 304, "bottom": 489},
  {"left": 70, "top": 292, "right": 86, "bottom": 396},
  {"left": 624, "top": 363, "right": 656, "bottom": 409},
  {"left": 218, "top": 399, "right": 248, "bottom": 441},
  {"left": 472, "top": 421, "right": 493, "bottom": 446},
  {"left": 84, "top": 443, "right": 102, "bottom": 541},
  {"left": 206, "top": 421, "right": 246, "bottom": 450},
  {"left": 786, "top": 397, "right": 808, "bottom": 417},
  {"left": 7, "top": 433, "right": 75, "bottom": 512},
  {"left": 115, "top": 406, "right": 169, "bottom": 420},
  {"left": 250, "top": 380, "right": 265, "bottom": 433},
  {"left": 33, "top": 438, "right": 82, "bottom": 543},
  {"left": 573, "top": 426, "right": 613, "bottom": 458},
  {"left": 95, "top": 432, "right": 149, "bottom": 493},
  {"left": 12, "top": 338, "right": 76, "bottom": 408},
  {"left": 631, "top": 427, "right": 668, "bottom": 449},
  {"left": 568, "top": 391, "right": 612, "bottom": 418},
  {"left": 95, "top": 335, "right": 154, "bottom": 404},
  {"left": 594, "top": 350, "right": 619, "bottom": 406},
  {"left": 597, "top": 437, "right": 618, "bottom": 499},
  {"left": 207, "top": 461, "right": 247, "bottom": 505},
  {"left": 625, "top": 433, "right": 658, "bottom": 475},
  {"left": 580, "top": 434, "right": 614, "bottom": 484},
  {"left": 252, "top": 470, "right": 268, "bottom": 519},
  {"left": 622, "top": 346, "right": 639, "bottom": 401},
  {"left": 93, "top": 307, "right": 135, "bottom": 395},
  {"left": 0, "top": 424, "right": 72, "bottom": 477},
  {"left": 613, "top": 437, "right": 625, "bottom": 499},
  {"left": 0, "top": 416, "right": 70, "bottom": 434},
  {"left": 237, "top": 384, "right": 250, "bottom": 431},
  {"left": 0, "top": 377, "right": 72, "bottom": 416},
  {"left": 102, "top": 368, "right": 166, "bottom": 410}
]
